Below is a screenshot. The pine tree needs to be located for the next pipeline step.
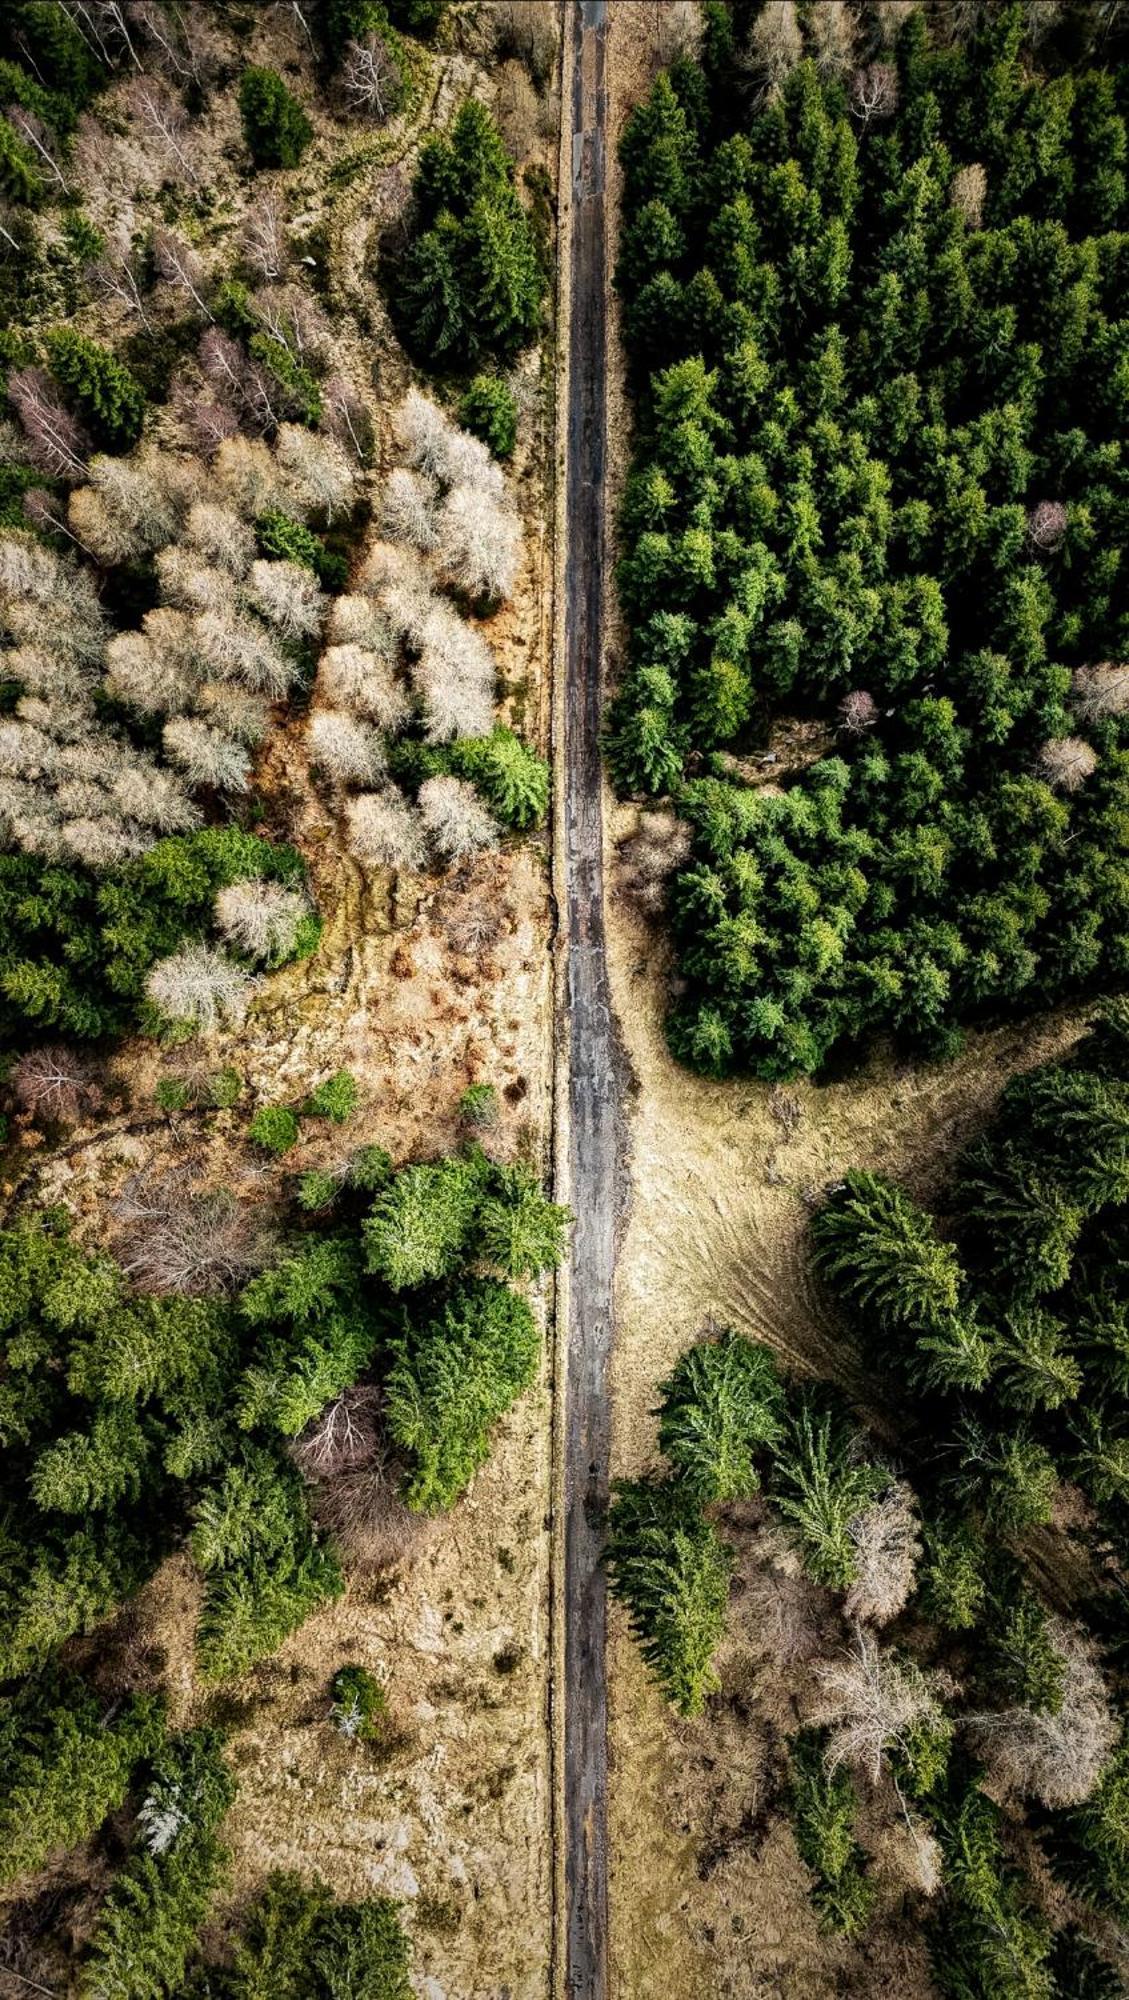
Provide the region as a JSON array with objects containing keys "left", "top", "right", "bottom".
[
  {"left": 363, "top": 1153, "right": 487, "bottom": 1290},
  {"left": 43, "top": 328, "right": 146, "bottom": 451},
  {"left": 605, "top": 1475, "right": 732, "bottom": 1716},
  {"left": 238, "top": 68, "right": 312, "bottom": 169},
  {"left": 656, "top": 1329, "right": 784, "bottom": 1503},
  {"left": 476, "top": 1163, "right": 570, "bottom": 1280},
  {"left": 224, "top": 1870, "right": 413, "bottom": 1998}
]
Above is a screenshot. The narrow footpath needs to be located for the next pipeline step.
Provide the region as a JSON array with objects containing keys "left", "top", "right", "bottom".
[{"left": 560, "top": 3, "right": 616, "bottom": 1996}]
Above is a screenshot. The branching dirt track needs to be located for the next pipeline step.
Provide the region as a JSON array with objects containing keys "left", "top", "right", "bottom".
[{"left": 559, "top": 3, "right": 618, "bottom": 1996}]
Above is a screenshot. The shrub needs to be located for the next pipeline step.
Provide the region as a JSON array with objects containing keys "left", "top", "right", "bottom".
[
  {"left": 445, "top": 728, "right": 548, "bottom": 830},
  {"left": 249, "top": 1104, "right": 300, "bottom": 1154},
  {"left": 459, "top": 1081, "right": 498, "bottom": 1127},
  {"left": 330, "top": 1663, "right": 386, "bottom": 1742},
  {"left": 787, "top": 1730, "right": 875, "bottom": 1939},
  {"left": 458, "top": 375, "right": 517, "bottom": 459},
  {"left": 303, "top": 1070, "right": 359, "bottom": 1123},
  {"left": 238, "top": 67, "right": 312, "bottom": 169}
]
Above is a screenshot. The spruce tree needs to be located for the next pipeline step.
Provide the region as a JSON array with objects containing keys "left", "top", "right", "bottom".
[
  {"left": 657, "top": 1329, "right": 784, "bottom": 1503},
  {"left": 605, "top": 1474, "right": 732, "bottom": 1716}
]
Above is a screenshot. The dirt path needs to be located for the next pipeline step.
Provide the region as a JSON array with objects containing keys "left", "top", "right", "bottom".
[{"left": 558, "top": 4, "right": 618, "bottom": 1996}]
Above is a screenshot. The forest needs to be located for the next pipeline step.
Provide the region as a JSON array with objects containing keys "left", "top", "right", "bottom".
[
  {"left": 610, "top": 997, "right": 1129, "bottom": 1996},
  {"left": 610, "top": 0, "right": 1129, "bottom": 1079},
  {"left": 0, "top": 0, "right": 562, "bottom": 1989}
]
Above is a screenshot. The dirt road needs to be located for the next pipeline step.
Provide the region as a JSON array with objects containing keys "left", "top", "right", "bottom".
[{"left": 559, "top": 3, "right": 618, "bottom": 1996}]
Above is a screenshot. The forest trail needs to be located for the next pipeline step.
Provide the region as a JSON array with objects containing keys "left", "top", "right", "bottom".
[{"left": 558, "top": 2, "right": 618, "bottom": 1996}]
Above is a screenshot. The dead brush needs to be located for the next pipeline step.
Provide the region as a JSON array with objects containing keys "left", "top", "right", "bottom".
[
  {"left": 114, "top": 1165, "right": 277, "bottom": 1294},
  {"left": 310, "top": 1431, "right": 433, "bottom": 1573}
]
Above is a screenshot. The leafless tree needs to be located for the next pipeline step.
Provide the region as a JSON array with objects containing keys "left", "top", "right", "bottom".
[
  {"left": 115, "top": 1167, "right": 276, "bottom": 1294},
  {"left": 437, "top": 483, "right": 520, "bottom": 600},
  {"left": 321, "top": 374, "right": 372, "bottom": 465},
  {"left": 438, "top": 423, "right": 506, "bottom": 502},
  {"left": 243, "top": 193, "right": 290, "bottom": 282},
  {"left": 196, "top": 681, "right": 270, "bottom": 744},
  {"left": 152, "top": 228, "right": 212, "bottom": 319},
  {"left": 327, "top": 594, "right": 398, "bottom": 657},
  {"left": 346, "top": 789, "right": 428, "bottom": 871},
  {"left": 844, "top": 1482, "right": 921, "bottom": 1626},
  {"left": 1028, "top": 498, "right": 1068, "bottom": 551},
  {"left": 850, "top": 61, "right": 901, "bottom": 124},
  {"left": 125, "top": 74, "right": 196, "bottom": 182},
  {"left": 951, "top": 162, "right": 987, "bottom": 228},
  {"left": 319, "top": 642, "right": 411, "bottom": 731},
  {"left": 9, "top": 1045, "right": 102, "bottom": 1126},
  {"left": 739, "top": 1, "right": 804, "bottom": 101},
  {"left": 617, "top": 809, "right": 692, "bottom": 914},
  {"left": 276, "top": 425, "right": 356, "bottom": 521},
  {"left": 968, "top": 1620, "right": 1117, "bottom": 1809},
  {"left": 491, "top": 0, "right": 558, "bottom": 85},
  {"left": 198, "top": 325, "right": 252, "bottom": 422},
  {"left": 494, "top": 59, "right": 540, "bottom": 162},
  {"left": 1036, "top": 735, "right": 1099, "bottom": 793},
  {"left": 382, "top": 466, "right": 439, "bottom": 552},
  {"left": 307, "top": 708, "right": 387, "bottom": 785},
  {"left": 105, "top": 625, "right": 196, "bottom": 716},
  {"left": 246, "top": 557, "right": 325, "bottom": 640},
  {"left": 337, "top": 32, "right": 402, "bottom": 121},
  {"left": 145, "top": 942, "right": 252, "bottom": 1033},
  {"left": 874, "top": 1816, "right": 943, "bottom": 1897},
  {"left": 163, "top": 717, "right": 251, "bottom": 791},
  {"left": 309, "top": 1438, "right": 431, "bottom": 1572},
  {"left": 7, "top": 367, "right": 89, "bottom": 480},
  {"left": 813, "top": 1627, "right": 952, "bottom": 1787},
  {"left": 214, "top": 878, "right": 311, "bottom": 960},
  {"left": 418, "top": 774, "right": 499, "bottom": 862},
  {"left": 87, "top": 229, "right": 155, "bottom": 331},
  {"left": 128, "top": 0, "right": 218, "bottom": 90},
  {"left": 70, "top": 449, "right": 190, "bottom": 564},
  {"left": 292, "top": 1385, "right": 382, "bottom": 1476},
  {"left": 173, "top": 384, "right": 240, "bottom": 458},
  {"left": 57, "top": 0, "right": 143, "bottom": 69},
  {"left": 253, "top": 284, "right": 329, "bottom": 363},
  {"left": 413, "top": 603, "right": 496, "bottom": 742},
  {"left": 22, "top": 484, "right": 91, "bottom": 554},
  {"left": 873, "top": 0, "right": 922, "bottom": 44},
  {"left": 195, "top": 608, "right": 298, "bottom": 698},
  {"left": 5, "top": 104, "right": 68, "bottom": 193},
  {"left": 213, "top": 435, "right": 288, "bottom": 519},
  {"left": 838, "top": 689, "right": 878, "bottom": 736},
  {"left": 1071, "top": 662, "right": 1129, "bottom": 724},
  {"left": 184, "top": 501, "right": 256, "bottom": 577},
  {"left": 808, "top": 1, "right": 858, "bottom": 78},
  {"left": 394, "top": 387, "right": 451, "bottom": 481}
]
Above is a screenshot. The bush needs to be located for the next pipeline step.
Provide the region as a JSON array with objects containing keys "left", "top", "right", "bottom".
[
  {"left": 248, "top": 1105, "right": 301, "bottom": 1154},
  {"left": 458, "top": 375, "right": 517, "bottom": 459},
  {"left": 238, "top": 68, "right": 313, "bottom": 169},
  {"left": 303, "top": 1070, "right": 359, "bottom": 1123},
  {"left": 330, "top": 1663, "right": 386, "bottom": 1742},
  {"left": 445, "top": 727, "right": 549, "bottom": 830},
  {"left": 787, "top": 1731, "right": 875, "bottom": 1939},
  {"left": 224, "top": 1871, "right": 412, "bottom": 1998}
]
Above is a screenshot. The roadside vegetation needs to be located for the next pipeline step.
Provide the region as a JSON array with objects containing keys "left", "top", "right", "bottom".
[{"left": 609, "top": 0, "right": 1129, "bottom": 1079}]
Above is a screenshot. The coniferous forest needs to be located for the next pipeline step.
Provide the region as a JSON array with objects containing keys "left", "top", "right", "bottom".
[{"left": 611, "top": 1, "right": 1129, "bottom": 1078}]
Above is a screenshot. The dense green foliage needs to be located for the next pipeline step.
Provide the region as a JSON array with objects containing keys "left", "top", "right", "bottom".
[
  {"left": 0, "top": 830, "right": 306, "bottom": 1043},
  {"left": 395, "top": 100, "right": 546, "bottom": 367},
  {"left": 605, "top": 1473, "right": 733, "bottom": 1715},
  {"left": 386, "top": 1277, "right": 540, "bottom": 1511},
  {"left": 611, "top": 10, "right": 1129, "bottom": 1078},
  {"left": 83, "top": 1730, "right": 235, "bottom": 1999},
  {"left": 216, "top": 1871, "right": 412, "bottom": 1998},
  {"left": 238, "top": 67, "right": 313, "bottom": 170},
  {"left": 331, "top": 1663, "right": 387, "bottom": 1743},
  {"left": 787, "top": 1730, "right": 875, "bottom": 1939},
  {"left": 0, "top": 1673, "right": 165, "bottom": 1885},
  {"left": 458, "top": 374, "right": 518, "bottom": 459}
]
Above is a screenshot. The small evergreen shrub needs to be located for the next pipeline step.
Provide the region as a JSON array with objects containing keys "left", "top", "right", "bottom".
[
  {"left": 458, "top": 375, "right": 517, "bottom": 459},
  {"left": 330, "top": 1663, "right": 386, "bottom": 1742},
  {"left": 249, "top": 1105, "right": 301, "bottom": 1154},
  {"left": 238, "top": 68, "right": 313, "bottom": 170},
  {"left": 303, "top": 1070, "right": 359, "bottom": 1123}
]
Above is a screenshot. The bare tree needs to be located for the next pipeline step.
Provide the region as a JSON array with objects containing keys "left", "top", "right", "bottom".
[
  {"left": 808, "top": 1, "right": 858, "bottom": 78},
  {"left": 125, "top": 74, "right": 196, "bottom": 182},
  {"left": 105, "top": 625, "right": 197, "bottom": 715},
  {"left": 491, "top": 0, "right": 558, "bottom": 84},
  {"left": 968, "top": 1620, "right": 1117, "bottom": 1809},
  {"left": 382, "top": 466, "right": 439, "bottom": 552},
  {"left": 5, "top": 104, "right": 68, "bottom": 193},
  {"left": 195, "top": 608, "right": 298, "bottom": 698},
  {"left": 242, "top": 192, "right": 290, "bottom": 282},
  {"left": 838, "top": 689, "right": 878, "bottom": 736},
  {"left": 115, "top": 1167, "right": 276, "bottom": 1294},
  {"left": 337, "top": 32, "right": 402, "bottom": 121},
  {"left": 152, "top": 228, "right": 212, "bottom": 319},
  {"left": 319, "top": 642, "right": 410, "bottom": 731},
  {"left": 1028, "top": 498, "right": 1068, "bottom": 551},
  {"left": 9, "top": 1045, "right": 102, "bottom": 1125},
  {"left": 7, "top": 367, "right": 89, "bottom": 480},
  {"left": 1071, "top": 662, "right": 1129, "bottom": 724},
  {"left": 173, "top": 384, "right": 240, "bottom": 458},
  {"left": 850, "top": 62, "right": 901, "bottom": 123},
  {"left": 128, "top": 0, "right": 218, "bottom": 90},
  {"left": 184, "top": 501, "right": 256, "bottom": 577},
  {"left": 196, "top": 681, "right": 270, "bottom": 744},
  {"left": 253, "top": 284, "right": 329, "bottom": 363},
  {"left": 321, "top": 374, "right": 372, "bottom": 465},
  {"left": 214, "top": 878, "right": 311, "bottom": 961},
  {"left": 309, "top": 1438, "right": 431, "bottom": 1572},
  {"left": 57, "top": 0, "right": 142, "bottom": 69},
  {"left": 951, "top": 162, "right": 987, "bottom": 228},
  {"left": 346, "top": 789, "right": 427, "bottom": 871},
  {"left": 394, "top": 387, "right": 452, "bottom": 481},
  {"left": 69, "top": 449, "right": 189, "bottom": 563},
  {"left": 276, "top": 425, "right": 356, "bottom": 521},
  {"left": 740, "top": 1, "right": 804, "bottom": 101},
  {"left": 307, "top": 708, "right": 388, "bottom": 785},
  {"left": 87, "top": 227, "right": 155, "bottom": 330},
  {"left": 873, "top": 0, "right": 922, "bottom": 44},
  {"left": 145, "top": 942, "right": 252, "bottom": 1033},
  {"left": 617, "top": 809, "right": 693, "bottom": 914},
  {"left": 1036, "top": 735, "right": 1098, "bottom": 793},
  {"left": 844, "top": 1482, "right": 921, "bottom": 1626},
  {"left": 813, "top": 1628, "right": 952, "bottom": 1787},
  {"left": 418, "top": 774, "right": 499, "bottom": 862},
  {"left": 292, "top": 1385, "right": 382, "bottom": 1477},
  {"left": 413, "top": 603, "right": 496, "bottom": 742},
  {"left": 326, "top": 594, "right": 397, "bottom": 657},
  {"left": 163, "top": 716, "right": 251, "bottom": 790},
  {"left": 213, "top": 435, "right": 289, "bottom": 519},
  {"left": 246, "top": 557, "right": 325, "bottom": 639},
  {"left": 437, "top": 483, "right": 521, "bottom": 600}
]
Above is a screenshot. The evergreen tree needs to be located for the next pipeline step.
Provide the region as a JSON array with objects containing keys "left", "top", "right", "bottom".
[
  {"left": 0, "top": 1675, "right": 165, "bottom": 1885},
  {"left": 768, "top": 1395, "right": 886, "bottom": 1591},
  {"left": 787, "top": 1730, "right": 875, "bottom": 1939},
  {"left": 43, "top": 328, "right": 146, "bottom": 451},
  {"left": 386, "top": 1279, "right": 540, "bottom": 1511},
  {"left": 605, "top": 1474, "right": 732, "bottom": 1716},
  {"left": 238, "top": 68, "right": 312, "bottom": 169},
  {"left": 657, "top": 1329, "right": 784, "bottom": 1503}
]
